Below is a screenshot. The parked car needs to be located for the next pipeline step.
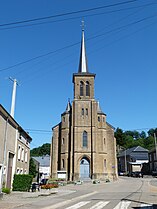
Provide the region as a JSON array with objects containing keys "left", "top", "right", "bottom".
[
  {"left": 152, "top": 171, "right": 157, "bottom": 177},
  {"left": 118, "top": 171, "right": 124, "bottom": 176},
  {"left": 127, "top": 171, "right": 143, "bottom": 178}
]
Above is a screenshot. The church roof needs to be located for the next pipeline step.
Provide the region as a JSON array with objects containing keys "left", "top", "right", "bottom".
[
  {"left": 78, "top": 21, "right": 88, "bottom": 73},
  {"left": 62, "top": 100, "right": 71, "bottom": 115},
  {"left": 97, "top": 101, "right": 106, "bottom": 116}
]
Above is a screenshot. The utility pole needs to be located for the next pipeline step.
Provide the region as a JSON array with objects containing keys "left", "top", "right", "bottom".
[
  {"left": 124, "top": 149, "right": 127, "bottom": 173},
  {"left": 9, "top": 78, "right": 18, "bottom": 118},
  {"left": 154, "top": 133, "right": 157, "bottom": 161}
]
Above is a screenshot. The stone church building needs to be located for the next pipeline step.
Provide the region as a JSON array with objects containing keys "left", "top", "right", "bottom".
[{"left": 50, "top": 27, "right": 118, "bottom": 181}]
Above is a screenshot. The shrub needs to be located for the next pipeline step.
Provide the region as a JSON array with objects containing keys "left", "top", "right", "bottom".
[
  {"left": 2, "top": 187, "right": 10, "bottom": 194},
  {"left": 12, "top": 174, "right": 33, "bottom": 191}
]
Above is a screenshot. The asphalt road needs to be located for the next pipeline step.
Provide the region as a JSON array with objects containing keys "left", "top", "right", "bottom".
[{"left": 0, "top": 177, "right": 157, "bottom": 209}]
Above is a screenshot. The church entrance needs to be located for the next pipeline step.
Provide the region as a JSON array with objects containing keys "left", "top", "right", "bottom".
[{"left": 80, "top": 158, "right": 90, "bottom": 179}]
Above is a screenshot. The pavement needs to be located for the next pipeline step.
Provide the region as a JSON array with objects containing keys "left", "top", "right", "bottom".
[{"left": 0, "top": 177, "right": 157, "bottom": 209}]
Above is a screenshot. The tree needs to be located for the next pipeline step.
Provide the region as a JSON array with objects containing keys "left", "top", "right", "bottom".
[
  {"left": 29, "top": 158, "right": 37, "bottom": 178},
  {"left": 114, "top": 128, "right": 126, "bottom": 147},
  {"left": 30, "top": 143, "right": 51, "bottom": 157},
  {"left": 115, "top": 127, "right": 157, "bottom": 150}
]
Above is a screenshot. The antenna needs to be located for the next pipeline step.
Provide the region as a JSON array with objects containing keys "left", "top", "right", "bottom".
[{"left": 9, "top": 77, "right": 19, "bottom": 118}]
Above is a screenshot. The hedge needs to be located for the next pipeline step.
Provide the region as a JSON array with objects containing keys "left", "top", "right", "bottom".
[{"left": 12, "top": 174, "right": 33, "bottom": 191}]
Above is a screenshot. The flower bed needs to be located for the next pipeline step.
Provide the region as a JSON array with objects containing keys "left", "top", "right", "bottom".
[{"left": 41, "top": 183, "right": 58, "bottom": 189}]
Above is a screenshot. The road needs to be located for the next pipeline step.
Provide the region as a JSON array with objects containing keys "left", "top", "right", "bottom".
[{"left": 0, "top": 177, "right": 157, "bottom": 209}]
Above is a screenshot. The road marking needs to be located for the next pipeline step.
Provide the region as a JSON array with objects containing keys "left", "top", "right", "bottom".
[
  {"left": 65, "top": 201, "right": 90, "bottom": 209},
  {"left": 140, "top": 203, "right": 152, "bottom": 208},
  {"left": 42, "top": 191, "right": 97, "bottom": 209},
  {"left": 89, "top": 201, "right": 109, "bottom": 209},
  {"left": 113, "top": 201, "right": 131, "bottom": 209}
]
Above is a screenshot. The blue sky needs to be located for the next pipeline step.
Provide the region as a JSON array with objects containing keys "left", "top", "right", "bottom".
[{"left": 0, "top": 0, "right": 157, "bottom": 149}]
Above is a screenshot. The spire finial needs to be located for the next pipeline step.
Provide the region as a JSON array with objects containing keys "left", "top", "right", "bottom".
[
  {"left": 81, "top": 20, "right": 85, "bottom": 31},
  {"left": 78, "top": 20, "right": 88, "bottom": 73}
]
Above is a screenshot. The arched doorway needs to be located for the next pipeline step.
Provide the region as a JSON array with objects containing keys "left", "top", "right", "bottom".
[{"left": 80, "top": 157, "right": 90, "bottom": 179}]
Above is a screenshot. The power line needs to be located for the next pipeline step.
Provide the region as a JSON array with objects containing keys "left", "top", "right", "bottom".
[
  {"left": 25, "top": 127, "right": 157, "bottom": 133},
  {"left": 0, "top": 41, "right": 79, "bottom": 72},
  {"left": 1, "top": 12, "right": 156, "bottom": 74},
  {"left": 87, "top": 13, "right": 157, "bottom": 41},
  {"left": 0, "top": 2, "right": 155, "bottom": 31},
  {"left": 0, "top": 0, "right": 139, "bottom": 28}
]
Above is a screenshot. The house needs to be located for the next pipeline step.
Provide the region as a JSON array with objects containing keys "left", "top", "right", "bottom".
[
  {"left": 50, "top": 26, "right": 118, "bottom": 181},
  {"left": 32, "top": 155, "right": 50, "bottom": 182},
  {"left": 149, "top": 148, "right": 157, "bottom": 174},
  {"left": 0, "top": 104, "right": 32, "bottom": 190},
  {"left": 117, "top": 146, "right": 149, "bottom": 173}
]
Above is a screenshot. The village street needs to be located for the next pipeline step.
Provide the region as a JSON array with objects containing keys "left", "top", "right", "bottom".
[{"left": 0, "top": 176, "right": 157, "bottom": 209}]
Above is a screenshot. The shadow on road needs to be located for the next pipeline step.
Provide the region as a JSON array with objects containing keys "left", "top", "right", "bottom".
[
  {"left": 122, "top": 198, "right": 157, "bottom": 209},
  {"left": 132, "top": 206, "right": 157, "bottom": 209}
]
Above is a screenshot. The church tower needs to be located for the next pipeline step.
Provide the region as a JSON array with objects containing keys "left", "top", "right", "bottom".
[{"left": 51, "top": 23, "right": 118, "bottom": 181}]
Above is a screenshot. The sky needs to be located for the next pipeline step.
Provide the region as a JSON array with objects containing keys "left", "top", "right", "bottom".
[{"left": 0, "top": 0, "right": 157, "bottom": 149}]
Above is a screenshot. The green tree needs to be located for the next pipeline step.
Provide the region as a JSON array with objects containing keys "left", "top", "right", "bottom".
[
  {"left": 29, "top": 158, "right": 37, "bottom": 178},
  {"left": 114, "top": 128, "right": 126, "bottom": 147},
  {"left": 30, "top": 143, "right": 51, "bottom": 157}
]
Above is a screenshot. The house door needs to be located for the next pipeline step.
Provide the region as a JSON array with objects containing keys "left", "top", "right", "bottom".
[
  {"left": 7, "top": 153, "right": 14, "bottom": 189},
  {"left": 80, "top": 158, "right": 90, "bottom": 179}
]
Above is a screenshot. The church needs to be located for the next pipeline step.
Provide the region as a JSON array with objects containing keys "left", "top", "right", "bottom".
[{"left": 50, "top": 25, "right": 118, "bottom": 181}]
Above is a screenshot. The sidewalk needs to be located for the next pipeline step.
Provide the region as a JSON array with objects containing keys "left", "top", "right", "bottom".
[{"left": 0, "top": 186, "right": 76, "bottom": 209}]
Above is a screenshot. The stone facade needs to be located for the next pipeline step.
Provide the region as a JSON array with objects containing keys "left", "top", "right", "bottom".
[
  {"left": 50, "top": 29, "right": 118, "bottom": 181},
  {"left": 0, "top": 104, "right": 32, "bottom": 189}
]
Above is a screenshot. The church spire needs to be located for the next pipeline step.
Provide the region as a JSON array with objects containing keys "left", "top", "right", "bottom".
[{"left": 78, "top": 20, "right": 88, "bottom": 73}]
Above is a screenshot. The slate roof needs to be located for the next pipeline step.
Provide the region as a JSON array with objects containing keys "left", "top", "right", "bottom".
[
  {"left": 118, "top": 146, "right": 148, "bottom": 160},
  {"left": 32, "top": 155, "right": 50, "bottom": 167}
]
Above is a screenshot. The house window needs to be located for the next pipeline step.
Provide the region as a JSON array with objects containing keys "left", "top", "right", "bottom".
[
  {"left": 83, "top": 131, "right": 87, "bottom": 148},
  {"left": 104, "top": 159, "right": 106, "bottom": 168},
  {"left": 86, "top": 108, "right": 88, "bottom": 115},
  {"left": 104, "top": 138, "right": 106, "bottom": 145},
  {"left": 20, "top": 168, "right": 23, "bottom": 174},
  {"left": 25, "top": 150, "right": 28, "bottom": 163},
  {"left": 62, "top": 159, "right": 64, "bottom": 169},
  {"left": 16, "top": 168, "right": 20, "bottom": 174},
  {"left": 82, "top": 108, "right": 84, "bottom": 116},
  {"left": 63, "top": 117, "right": 65, "bottom": 122},
  {"left": 103, "top": 117, "right": 105, "bottom": 122},
  {"left": 18, "top": 145, "right": 21, "bottom": 160},
  {"left": 86, "top": 81, "right": 90, "bottom": 96},
  {"left": 80, "top": 81, "right": 84, "bottom": 96},
  {"left": 21, "top": 148, "right": 24, "bottom": 162},
  {"left": 98, "top": 116, "right": 100, "bottom": 122}
]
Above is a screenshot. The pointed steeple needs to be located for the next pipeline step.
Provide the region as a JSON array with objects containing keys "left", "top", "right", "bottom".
[
  {"left": 65, "top": 99, "right": 71, "bottom": 113},
  {"left": 97, "top": 101, "right": 103, "bottom": 114},
  {"left": 78, "top": 20, "right": 88, "bottom": 73}
]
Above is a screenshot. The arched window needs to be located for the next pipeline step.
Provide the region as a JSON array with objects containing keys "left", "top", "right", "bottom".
[
  {"left": 62, "top": 159, "right": 64, "bottom": 169},
  {"left": 80, "top": 81, "right": 84, "bottom": 96},
  {"left": 83, "top": 131, "right": 87, "bottom": 148},
  {"left": 86, "top": 81, "right": 90, "bottom": 96},
  {"left": 82, "top": 108, "right": 84, "bottom": 115}
]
